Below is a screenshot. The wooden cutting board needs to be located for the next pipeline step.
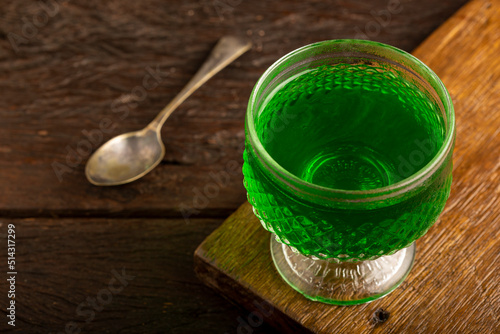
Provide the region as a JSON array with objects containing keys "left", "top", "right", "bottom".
[{"left": 194, "top": 0, "right": 500, "bottom": 333}]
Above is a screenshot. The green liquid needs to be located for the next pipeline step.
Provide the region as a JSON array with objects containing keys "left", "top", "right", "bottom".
[
  {"left": 256, "top": 64, "right": 444, "bottom": 189},
  {"left": 243, "top": 63, "right": 452, "bottom": 260}
]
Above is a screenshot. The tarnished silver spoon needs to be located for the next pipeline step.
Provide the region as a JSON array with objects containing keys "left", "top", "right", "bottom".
[{"left": 85, "top": 36, "right": 251, "bottom": 186}]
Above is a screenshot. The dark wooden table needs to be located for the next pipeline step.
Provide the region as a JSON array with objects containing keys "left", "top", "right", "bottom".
[{"left": 0, "top": 1, "right": 471, "bottom": 333}]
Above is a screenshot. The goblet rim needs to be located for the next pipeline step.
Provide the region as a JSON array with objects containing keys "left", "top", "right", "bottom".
[{"left": 246, "top": 39, "right": 455, "bottom": 203}]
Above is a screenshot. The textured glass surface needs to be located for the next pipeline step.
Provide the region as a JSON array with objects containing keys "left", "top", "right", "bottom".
[
  {"left": 243, "top": 40, "right": 454, "bottom": 262},
  {"left": 244, "top": 148, "right": 452, "bottom": 260}
]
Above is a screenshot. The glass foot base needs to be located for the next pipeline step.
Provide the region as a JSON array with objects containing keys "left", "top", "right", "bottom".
[{"left": 271, "top": 236, "right": 416, "bottom": 305}]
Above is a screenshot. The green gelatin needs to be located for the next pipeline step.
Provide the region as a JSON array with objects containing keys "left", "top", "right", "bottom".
[{"left": 243, "top": 63, "right": 452, "bottom": 260}]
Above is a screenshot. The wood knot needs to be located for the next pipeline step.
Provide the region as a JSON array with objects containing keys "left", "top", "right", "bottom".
[{"left": 372, "top": 308, "right": 390, "bottom": 324}]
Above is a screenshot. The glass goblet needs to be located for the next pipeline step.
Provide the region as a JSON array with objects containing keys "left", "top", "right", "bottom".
[{"left": 243, "top": 40, "right": 455, "bottom": 305}]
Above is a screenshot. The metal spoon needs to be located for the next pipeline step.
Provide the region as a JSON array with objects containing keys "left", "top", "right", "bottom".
[{"left": 85, "top": 36, "right": 252, "bottom": 186}]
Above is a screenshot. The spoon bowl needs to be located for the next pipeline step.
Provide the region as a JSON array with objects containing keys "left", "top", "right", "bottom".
[{"left": 86, "top": 128, "right": 164, "bottom": 186}]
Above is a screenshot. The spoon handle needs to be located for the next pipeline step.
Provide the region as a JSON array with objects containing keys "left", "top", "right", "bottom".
[{"left": 148, "top": 35, "right": 252, "bottom": 132}]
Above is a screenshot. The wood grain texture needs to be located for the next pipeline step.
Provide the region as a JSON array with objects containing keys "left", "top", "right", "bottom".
[
  {"left": 0, "top": 217, "right": 280, "bottom": 334},
  {"left": 194, "top": 0, "right": 500, "bottom": 333},
  {"left": 0, "top": 0, "right": 468, "bottom": 218}
]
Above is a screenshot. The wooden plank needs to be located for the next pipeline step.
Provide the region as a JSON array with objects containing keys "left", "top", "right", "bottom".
[
  {"left": 194, "top": 0, "right": 500, "bottom": 333},
  {"left": 0, "top": 0, "right": 468, "bottom": 217},
  {"left": 0, "top": 217, "right": 279, "bottom": 333}
]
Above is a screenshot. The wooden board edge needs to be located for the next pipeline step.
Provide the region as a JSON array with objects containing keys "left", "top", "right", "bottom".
[
  {"left": 194, "top": 202, "right": 313, "bottom": 334},
  {"left": 193, "top": 252, "right": 312, "bottom": 334}
]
